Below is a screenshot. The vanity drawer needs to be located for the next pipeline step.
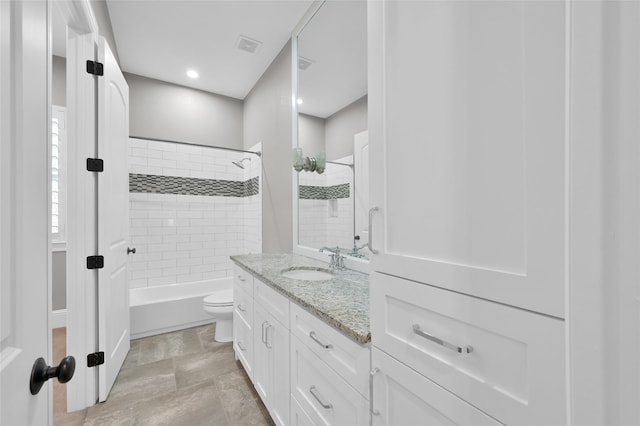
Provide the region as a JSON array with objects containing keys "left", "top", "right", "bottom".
[
  {"left": 233, "top": 264, "right": 253, "bottom": 296},
  {"left": 372, "top": 348, "right": 502, "bottom": 426},
  {"left": 254, "top": 278, "right": 289, "bottom": 329},
  {"left": 290, "top": 303, "right": 370, "bottom": 399},
  {"left": 291, "top": 335, "right": 370, "bottom": 426},
  {"left": 290, "top": 395, "right": 315, "bottom": 426},
  {"left": 233, "top": 284, "right": 253, "bottom": 327},
  {"left": 233, "top": 309, "right": 253, "bottom": 380},
  {"left": 371, "top": 272, "right": 565, "bottom": 426}
]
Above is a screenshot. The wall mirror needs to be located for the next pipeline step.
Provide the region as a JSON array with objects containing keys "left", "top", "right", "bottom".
[{"left": 292, "top": 0, "right": 368, "bottom": 266}]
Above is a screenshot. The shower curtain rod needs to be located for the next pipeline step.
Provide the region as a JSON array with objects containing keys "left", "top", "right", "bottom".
[{"left": 130, "top": 135, "right": 262, "bottom": 157}]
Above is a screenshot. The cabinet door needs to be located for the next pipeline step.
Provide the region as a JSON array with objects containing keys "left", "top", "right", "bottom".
[
  {"left": 291, "top": 396, "right": 316, "bottom": 426},
  {"left": 253, "top": 301, "right": 270, "bottom": 402},
  {"left": 369, "top": 0, "right": 567, "bottom": 317},
  {"left": 372, "top": 348, "right": 502, "bottom": 426},
  {"left": 233, "top": 287, "right": 253, "bottom": 380},
  {"left": 267, "top": 318, "right": 290, "bottom": 426}
]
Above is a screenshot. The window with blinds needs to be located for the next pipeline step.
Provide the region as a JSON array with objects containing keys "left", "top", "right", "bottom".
[{"left": 52, "top": 106, "right": 66, "bottom": 241}]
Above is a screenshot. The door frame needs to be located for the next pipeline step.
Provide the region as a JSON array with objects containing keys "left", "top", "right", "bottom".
[{"left": 49, "top": 0, "right": 100, "bottom": 412}]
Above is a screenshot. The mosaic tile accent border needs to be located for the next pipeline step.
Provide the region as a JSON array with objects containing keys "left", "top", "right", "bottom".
[
  {"left": 299, "top": 183, "right": 350, "bottom": 200},
  {"left": 129, "top": 174, "right": 259, "bottom": 197}
]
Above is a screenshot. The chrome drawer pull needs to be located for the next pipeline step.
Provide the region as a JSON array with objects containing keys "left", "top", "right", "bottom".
[
  {"left": 412, "top": 324, "right": 473, "bottom": 354},
  {"left": 237, "top": 341, "right": 246, "bottom": 351},
  {"left": 309, "top": 331, "right": 332, "bottom": 349},
  {"left": 237, "top": 274, "right": 246, "bottom": 282},
  {"left": 309, "top": 386, "right": 333, "bottom": 409},
  {"left": 237, "top": 304, "right": 246, "bottom": 312},
  {"left": 368, "top": 206, "right": 379, "bottom": 254},
  {"left": 265, "top": 324, "right": 273, "bottom": 349},
  {"left": 370, "top": 368, "right": 380, "bottom": 416}
]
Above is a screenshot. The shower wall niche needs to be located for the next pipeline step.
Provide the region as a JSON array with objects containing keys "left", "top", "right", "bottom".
[{"left": 127, "top": 138, "right": 262, "bottom": 289}]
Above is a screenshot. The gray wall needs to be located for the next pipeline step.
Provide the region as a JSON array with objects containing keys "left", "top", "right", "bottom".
[
  {"left": 125, "top": 73, "right": 244, "bottom": 148},
  {"left": 91, "top": 0, "right": 120, "bottom": 65},
  {"left": 298, "top": 113, "right": 325, "bottom": 155},
  {"left": 52, "top": 55, "right": 66, "bottom": 107},
  {"left": 325, "top": 95, "right": 368, "bottom": 160},
  {"left": 244, "top": 42, "right": 293, "bottom": 253},
  {"left": 52, "top": 251, "right": 67, "bottom": 311}
]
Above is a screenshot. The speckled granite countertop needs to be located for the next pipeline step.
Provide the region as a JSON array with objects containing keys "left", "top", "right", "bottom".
[{"left": 230, "top": 253, "right": 370, "bottom": 345}]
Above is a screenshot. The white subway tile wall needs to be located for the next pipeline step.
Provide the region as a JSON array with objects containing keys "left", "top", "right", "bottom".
[
  {"left": 128, "top": 138, "right": 262, "bottom": 289},
  {"left": 298, "top": 155, "right": 354, "bottom": 250},
  {"left": 244, "top": 142, "right": 262, "bottom": 254},
  {"left": 326, "top": 155, "right": 354, "bottom": 249},
  {"left": 298, "top": 171, "right": 328, "bottom": 249}
]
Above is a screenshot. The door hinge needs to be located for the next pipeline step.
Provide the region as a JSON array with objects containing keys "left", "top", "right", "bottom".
[
  {"left": 86, "top": 158, "right": 104, "bottom": 172},
  {"left": 86, "top": 60, "right": 104, "bottom": 76},
  {"left": 86, "top": 255, "right": 104, "bottom": 270},
  {"left": 87, "top": 352, "right": 104, "bottom": 367}
]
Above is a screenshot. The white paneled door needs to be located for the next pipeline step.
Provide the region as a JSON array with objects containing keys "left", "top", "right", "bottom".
[
  {"left": 369, "top": 0, "right": 567, "bottom": 318},
  {"left": 97, "top": 36, "right": 130, "bottom": 401},
  {"left": 0, "top": 1, "right": 51, "bottom": 424}
]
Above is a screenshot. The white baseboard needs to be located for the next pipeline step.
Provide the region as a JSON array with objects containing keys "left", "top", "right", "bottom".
[{"left": 50, "top": 309, "right": 67, "bottom": 328}]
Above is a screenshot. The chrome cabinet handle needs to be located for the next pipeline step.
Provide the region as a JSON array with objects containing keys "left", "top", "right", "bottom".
[
  {"left": 368, "top": 206, "right": 379, "bottom": 254},
  {"left": 261, "top": 321, "right": 267, "bottom": 344},
  {"left": 266, "top": 324, "right": 273, "bottom": 349},
  {"left": 237, "top": 274, "right": 246, "bottom": 282},
  {"left": 237, "top": 304, "right": 246, "bottom": 312},
  {"left": 237, "top": 341, "right": 247, "bottom": 351},
  {"left": 309, "top": 386, "right": 332, "bottom": 409},
  {"left": 412, "top": 324, "right": 473, "bottom": 354},
  {"left": 370, "top": 367, "right": 381, "bottom": 416},
  {"left": 309, "top": 331, "right": 332, "bottom": 349}
]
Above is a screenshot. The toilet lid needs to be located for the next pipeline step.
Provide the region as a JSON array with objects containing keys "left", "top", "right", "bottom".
[{"left": 203, "top": 289, "right": 233, "bottom": 306}]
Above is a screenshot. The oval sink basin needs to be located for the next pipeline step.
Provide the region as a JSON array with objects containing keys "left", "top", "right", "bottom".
[{"left": 281, "top": 267, "right": 334, "bottom": 281}]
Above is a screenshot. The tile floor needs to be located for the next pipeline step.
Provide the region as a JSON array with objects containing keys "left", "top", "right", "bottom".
[{"left": 54, "top": 324, "right": 273, "bottom": 426}]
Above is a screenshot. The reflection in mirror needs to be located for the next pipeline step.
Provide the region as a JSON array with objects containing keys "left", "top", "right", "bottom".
[{"left": 295, "top": 0, "right": 368, "bottom": 260}]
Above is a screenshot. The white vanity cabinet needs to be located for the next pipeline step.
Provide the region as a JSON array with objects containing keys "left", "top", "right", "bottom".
[
  {"left": 253, "top": 279, "right": 290, "bottom": 426},
  {"left": 231, "top": 262, "right": 372, "bottom": 426},
  {"left": 290, "top": 336, "right": 370, "bottom": 426},
  {"left": 233, "top": 265, "right": 254, "bottom": 380},
  {"left": 367, "top": 1, "right": 568, "bottom": 424},
  {"left": 289, "top": 304, "right": 370, "bottom": 426}
]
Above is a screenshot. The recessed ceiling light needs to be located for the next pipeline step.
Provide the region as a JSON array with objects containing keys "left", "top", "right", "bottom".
[
  {"left": 186, "top": 69, "right": 199, "bottom": 79},
  {"left": 297, "top": 98, "right": 303, "bottom": 105}
]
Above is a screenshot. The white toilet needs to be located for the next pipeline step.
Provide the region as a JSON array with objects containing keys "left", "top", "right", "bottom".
[{"left": 202, "top": 288, "right": 234, "bottom": 342}]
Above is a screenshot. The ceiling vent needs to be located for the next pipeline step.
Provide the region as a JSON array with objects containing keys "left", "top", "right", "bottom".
[
  {"left": 298, "top": 56, "right": 314, "bottom": 71},
  {"left": 236, "top": 35, "right": 262, "bottom": 54}
]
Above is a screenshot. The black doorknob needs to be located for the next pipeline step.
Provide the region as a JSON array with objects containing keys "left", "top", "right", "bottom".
[{"left": 30, "top": 355, "right": 75, "bottom": 395}]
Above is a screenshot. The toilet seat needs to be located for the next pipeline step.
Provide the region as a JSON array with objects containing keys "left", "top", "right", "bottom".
[{"left": 203, "top": 289, "right": 233, "bottom": 307}]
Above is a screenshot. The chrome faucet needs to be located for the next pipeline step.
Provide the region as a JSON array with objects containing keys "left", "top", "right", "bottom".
[
  {"left": 319, "top": 246, "right": 345, "bottom": 270},
  {"left": 348, "top": 235, "right": 367, "bottom": 258}
]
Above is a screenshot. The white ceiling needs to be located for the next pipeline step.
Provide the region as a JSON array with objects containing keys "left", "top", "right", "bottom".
[
  {"left": 297, "top": 0, "right": 367, "bottom": 118},
  {"left": 106, "top": 0, "right": 313, "bottom": 100},
  {"left": 53, "top": 1, "right": 367, "bottom": 117}
]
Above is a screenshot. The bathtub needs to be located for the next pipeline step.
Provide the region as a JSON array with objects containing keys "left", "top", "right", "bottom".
[{"left": 130, "top": 277, "right": 233, "bottom": 339}]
